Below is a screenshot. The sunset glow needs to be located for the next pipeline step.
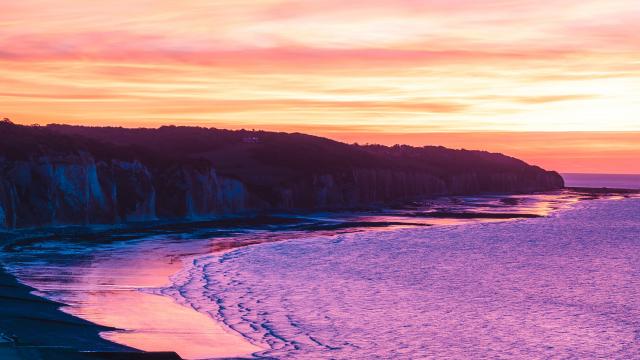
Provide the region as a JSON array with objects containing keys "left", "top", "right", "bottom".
[{"left": 2, "top": 0, "right": 639, "bottom": 173}]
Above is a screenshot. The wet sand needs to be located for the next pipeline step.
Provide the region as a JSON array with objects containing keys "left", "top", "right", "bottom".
[
  {"left": 0, "top": 232, "right": 265, "bottom": 360},
  {"left": 0, "top": 266, "right": 182, "bottom": 359}
]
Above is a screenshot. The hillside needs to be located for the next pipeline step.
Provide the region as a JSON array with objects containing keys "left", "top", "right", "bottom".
[{"left": 0, "top": 121, "right": 564, "bottom": 229}]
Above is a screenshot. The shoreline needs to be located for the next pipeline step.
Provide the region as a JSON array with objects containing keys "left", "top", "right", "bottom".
[
  {"left": 0, "top": 187, "right": 636, "bottom": 359},
  {"left": 0, "top": 231, "right": 264, "bottom": 360},
  {"left": 0, "top": 265, "right": 182, "bottom": 359},
  {"left": 154, "top": 190, "right": 640, "bottom": 358},
  {"left": 1, "top": 187, "right": 636, "bottom": 242},
  {"left": 182, "top": 196, "right": 640, "bottom": 358}
]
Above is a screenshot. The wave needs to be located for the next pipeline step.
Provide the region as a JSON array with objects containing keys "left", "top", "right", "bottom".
[{"left": 164, "top": 197, "right": 640, "bottom": 359}]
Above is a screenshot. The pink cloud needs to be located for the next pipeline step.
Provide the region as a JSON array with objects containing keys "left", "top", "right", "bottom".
[
  {"left": 0, "top": 29, "right": 587, "bottom": 72},
  {"left": 1, "top": 0, "right": 639, "bottom": 145}
]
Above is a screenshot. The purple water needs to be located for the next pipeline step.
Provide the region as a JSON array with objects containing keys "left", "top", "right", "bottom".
[
  {"left": 563, "top": 173, "right": 640, "bottom": 189},
  {"left": 170, "top": 198, "right": 640, "bottom": 358},
  {"left": 3, "top": 192, "right": 639, "bottom": 358}
]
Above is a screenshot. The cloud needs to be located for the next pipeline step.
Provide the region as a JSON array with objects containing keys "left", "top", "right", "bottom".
[
  {"left": 511, "top": 95, "right": 598, "bottom": 104},
  {"left": 1, "top": 0, "right": 639, "bottom": 138}
]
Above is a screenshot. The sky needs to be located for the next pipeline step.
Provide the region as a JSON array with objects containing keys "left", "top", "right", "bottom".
[{"left": 1, "top": 0, "right": 639, "bottom": 173}]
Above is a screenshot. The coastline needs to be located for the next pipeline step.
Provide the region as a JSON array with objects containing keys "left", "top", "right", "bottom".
[
  {"left": 0, "top": 187, "right": 636, "bottom": 359},
  {"left": 160, "top": 189, "right": 640, "bottom": 358},
  {"left": 0, "top": 229, "right": 265, "bottom": 360},
  {"left": 0, "top": 265, "right": 181, "bottom": 359},
  {"left": 180, "top": 196, "right": 640, "bottom": 358}
]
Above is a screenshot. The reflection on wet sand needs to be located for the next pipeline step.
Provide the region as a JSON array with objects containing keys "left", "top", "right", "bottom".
[
  {"left": 100, "top": 291, "right": 263, "bottom": 359},
  {"left": 5, "top": 238, "right": 263, "bottom": 359}
]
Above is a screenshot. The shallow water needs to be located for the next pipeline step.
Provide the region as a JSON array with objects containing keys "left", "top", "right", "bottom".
[
  {"left": 0, "top": 190, "right": 628, "bottom": 359},
  {"left": 173, "top": 197, "right": 640, "bottom": 359},
  {"left": 2, "top": 236, "right": 263, "bottom": 358}
]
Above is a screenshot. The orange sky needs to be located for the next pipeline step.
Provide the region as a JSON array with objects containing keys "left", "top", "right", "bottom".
[{"left": 1, "top": 0, "right": 639, "bottom": 173}]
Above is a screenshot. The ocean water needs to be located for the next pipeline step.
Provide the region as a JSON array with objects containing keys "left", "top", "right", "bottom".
[
  {"left": 170, "top": 197, "right": 640, "bottom": 359},
  {"left": 1, "top": 191, "right": 638, "bottom": 359},
  {"left": 563, "top": 173, "right": 640, "bottom": 189}
]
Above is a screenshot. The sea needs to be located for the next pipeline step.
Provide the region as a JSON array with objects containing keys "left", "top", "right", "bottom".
[
  {"left": 562, "top": 173, "right": 640, "bottom": 189},
  {"left": 1, "top": 180, "right": 639, "bottom": 359}
]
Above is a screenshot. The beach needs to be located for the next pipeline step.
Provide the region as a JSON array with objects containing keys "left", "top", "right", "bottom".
[
  {"left": 0, "top": 266, "right": 182, "bottom": 359},
  {"left": 0, "top": 228, "right": 261, "bottom": 360},
  {"left": 0, "top": 190, "right": 637, "bottom": 359}
]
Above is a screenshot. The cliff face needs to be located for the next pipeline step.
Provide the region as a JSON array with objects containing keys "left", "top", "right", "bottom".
[
  {"left": 0, "top": 123, "right": 564, "bottom": 230},
  {"left": 274, "top": 169, "right": 563, "bottom": 209},
  {"left": 275, "top": 170, "right": 447, "bottom": 208},
  {"left": 0, "top": 154, "right": 249, "bottom": 229}
]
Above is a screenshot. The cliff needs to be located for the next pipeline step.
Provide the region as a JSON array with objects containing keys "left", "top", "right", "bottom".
[{"left": 0, "top": 122, "right": 563, "bottom": 229}]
